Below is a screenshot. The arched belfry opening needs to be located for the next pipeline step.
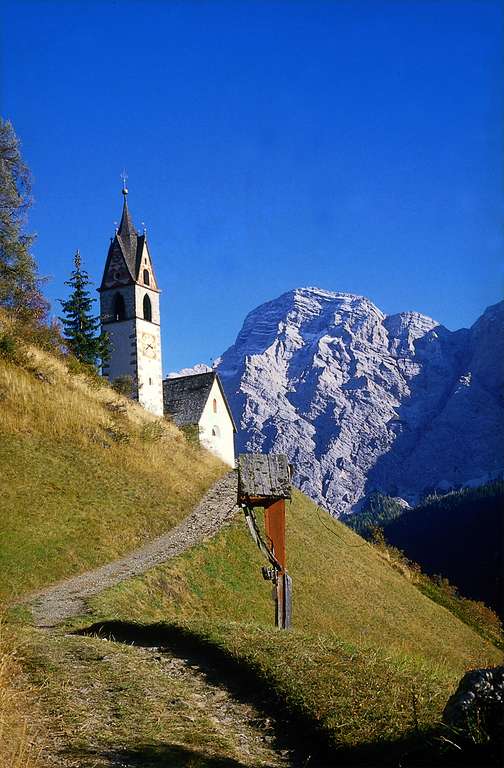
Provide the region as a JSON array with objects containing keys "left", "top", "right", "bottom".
[
  {"left": 143, "top": 294, "right": 152, "bottom": 322},
  {"left": 143, "top": 269, "right": 150, "bottom": 285},
  {"left": 113, "top": 292, "right": 126, "bottom": 322}
]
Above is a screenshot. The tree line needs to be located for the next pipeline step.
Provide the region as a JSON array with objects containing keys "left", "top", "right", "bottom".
[{"left": 0, "top": 117, "right": 108, "bottom": 368}]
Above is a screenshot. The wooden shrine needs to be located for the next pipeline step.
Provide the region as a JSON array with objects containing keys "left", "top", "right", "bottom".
[{"left": 237, "top": 453, "right": 292, "bottom": 629}]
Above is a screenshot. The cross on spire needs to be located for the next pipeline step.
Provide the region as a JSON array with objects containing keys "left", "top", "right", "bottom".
[{"left": 121, "top": 169, "right": 128, "bottom": 196}]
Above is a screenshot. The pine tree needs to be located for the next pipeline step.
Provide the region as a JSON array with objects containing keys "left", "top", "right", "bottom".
[
  {"left": 0, "top": 118, "right": 48, "bottom": 323},
  {"left": 59, "top": 250, "right": 109, "bottom": 368}
]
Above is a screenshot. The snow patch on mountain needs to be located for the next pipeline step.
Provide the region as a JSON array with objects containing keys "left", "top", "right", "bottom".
[{"left": 167, "top": 363, "right": 213, "bottom": 379}]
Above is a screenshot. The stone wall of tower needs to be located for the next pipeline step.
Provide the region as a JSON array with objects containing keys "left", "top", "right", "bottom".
[
  {"left": 100, "top": 285, "right": 136, "bottom": 323},
  {"left": 100, "top": 281, "right": 164, "bottom": 416},
  {"left": 135, "top": 317, "right": 163, "bottom": 416},
  {"left": 134, "top": 284, "right": 161, "bottom": 325},
  {"left": 101, "top": 318, "right": 138, "bottom": 384}
]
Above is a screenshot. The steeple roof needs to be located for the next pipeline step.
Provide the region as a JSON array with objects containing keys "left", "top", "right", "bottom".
[
  {"left": 116, "top": 192, "right": 138, "bottom": 280},
  {"left": 99, "top": 186, "right": 158, "bottom": 292},
  {"left": 118, "top": 193, "right": 136, "bottom": 237}
]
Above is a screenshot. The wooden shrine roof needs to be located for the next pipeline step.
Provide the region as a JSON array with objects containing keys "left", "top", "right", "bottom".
[{"left": 237, "top": 453, "right": 292, "bottom": 501}]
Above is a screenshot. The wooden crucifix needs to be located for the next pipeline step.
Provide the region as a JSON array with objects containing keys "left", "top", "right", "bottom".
[{"left": 237, "top": 453, "right": 292, "bottom": 629}]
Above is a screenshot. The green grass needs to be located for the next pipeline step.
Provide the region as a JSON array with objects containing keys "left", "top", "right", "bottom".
[
  {"left": 160, "top": 621, "right": 456, "bottom": 760},
  {"left": 74, "top": 491, "right": 503, "bottom": 762},
  {"left": 87, "top": 492, "right": 502, "bottom": 673}
]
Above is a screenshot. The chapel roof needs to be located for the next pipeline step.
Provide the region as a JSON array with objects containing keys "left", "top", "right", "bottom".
[{"left": 163, "top": 371, "right": 237, "bottom": 431}]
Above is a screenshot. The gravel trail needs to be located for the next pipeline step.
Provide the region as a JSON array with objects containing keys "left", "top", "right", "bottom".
[{"left": 30, "top": 470, "right": 239, "bottom": 627}]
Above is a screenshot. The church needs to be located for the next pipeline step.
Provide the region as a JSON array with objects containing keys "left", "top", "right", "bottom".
[
  {"left": 99, "top": 184, "right": 163, "bottom": 416},
  {"left": 99, "top": 185, "right": 236, "bottom": 467}
]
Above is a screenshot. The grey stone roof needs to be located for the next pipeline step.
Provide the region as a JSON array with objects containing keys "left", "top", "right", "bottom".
[
  {"left": 99, "top": 195, "right": 156, "bottom": 291},
  {"left": 163, "top": 371, "right": 237, "bottom": 431},
  {"left": 116, "top": 197, "right": 139, "bottom": 280}
]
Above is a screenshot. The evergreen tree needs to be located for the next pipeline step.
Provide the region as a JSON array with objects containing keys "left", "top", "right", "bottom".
[
  {"left": 59, "top": 250, "right": 109, "bottom": 368},
  {"left": 0, "top": 118, "right": 48, "bottom": 323}
]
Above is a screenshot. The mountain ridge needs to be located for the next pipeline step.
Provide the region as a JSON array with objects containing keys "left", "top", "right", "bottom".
[{"left": 173, "top": 287, "right": 503, "bottom": 516}]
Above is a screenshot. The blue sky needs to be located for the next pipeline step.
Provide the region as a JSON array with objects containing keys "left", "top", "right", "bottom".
[{"left": 2, "top": 0, "right": 503, "bottom": 372}]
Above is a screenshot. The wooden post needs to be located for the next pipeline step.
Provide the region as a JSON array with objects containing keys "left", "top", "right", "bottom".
[
  {"left": 264, "top": 499, "right": 287, "bottom": 628},
  {"left": 237, "top": 453, "right": 292, "bottom": 630},
  {"left": 264, "top": 499, "right": 286, "bottom": 572}
]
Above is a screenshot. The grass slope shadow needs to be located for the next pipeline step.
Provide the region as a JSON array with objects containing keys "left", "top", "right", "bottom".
[
  {"left": 76, "top": 621, "right": 460, "bottom": 768},
  {"left": 63, "top": 742, "right": 254, "bottom": 768}
]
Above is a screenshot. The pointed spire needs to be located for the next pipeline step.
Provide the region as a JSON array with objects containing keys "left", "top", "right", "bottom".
[{"left": 117, "top": 180, "right": 137, "bottom": 238}]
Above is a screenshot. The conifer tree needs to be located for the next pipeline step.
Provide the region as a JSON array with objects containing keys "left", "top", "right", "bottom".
[
  {"left": 59, "top": 250, "right": 109, "bottom": 368},
  {"left": 0, "top": 118, "right": 48, "bottom": 323}
]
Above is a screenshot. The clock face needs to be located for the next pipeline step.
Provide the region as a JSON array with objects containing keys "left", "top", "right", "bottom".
[{"left": 141, "top": 332, "right": 156, "bottom": 359}]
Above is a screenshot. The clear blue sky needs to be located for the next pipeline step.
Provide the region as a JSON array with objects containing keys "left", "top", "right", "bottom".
[{"left": 2, "top": 0, "right": 503, "bottom": 372}]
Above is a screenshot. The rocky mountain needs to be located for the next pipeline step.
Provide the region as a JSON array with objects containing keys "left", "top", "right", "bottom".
[{"left": 213, "top": 287, "right": 504, "bottom": 517}]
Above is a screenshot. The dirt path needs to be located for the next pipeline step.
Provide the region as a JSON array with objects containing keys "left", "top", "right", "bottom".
[
  {"left": 27, "top": 470, "right": 302, "bottom": 766},
  {"left": 30, "top": 470, "right": 239, "bottom": 627},
  {"left": 33, "top": 627, "right": 292, "bottom": 768}
]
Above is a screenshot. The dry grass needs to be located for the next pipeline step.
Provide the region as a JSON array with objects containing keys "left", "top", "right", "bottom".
[
  {"left": 14, "top": 626, "right": 284, "bottom": 768},
  {"left": 0, "top": 344, "right": 226, "bottom": 602},
  {"left": 0, "top": 623, "right": 46, "bottom": 768}
]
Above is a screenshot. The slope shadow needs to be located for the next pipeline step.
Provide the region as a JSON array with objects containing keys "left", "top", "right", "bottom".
[
  {"left": 75, "top": 622, "right": 496, "bottom": 768},
  {"left": 76, "top": 620, "right": 334, "bottom": 766},
  {"left": 63, "top": 742, "right": 256, "bottom": 767}
]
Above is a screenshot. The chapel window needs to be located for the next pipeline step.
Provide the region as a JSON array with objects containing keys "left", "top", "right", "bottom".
[
  {"left": 143, "top": 269, "right": 150, "bottom": 286},
  {"left": 143, "top": 294, "right": 152, "bottom": 322},
  {"left": 211, "top": 425, "right": 220, "bottom": 438},
  {"left": 213, "top": 398, "right": 217, "bottom": 414}
]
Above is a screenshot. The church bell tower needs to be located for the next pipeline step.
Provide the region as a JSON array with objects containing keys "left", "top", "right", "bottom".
[{"left": 99, "top": 183, "right": 164, "bottom": 416}]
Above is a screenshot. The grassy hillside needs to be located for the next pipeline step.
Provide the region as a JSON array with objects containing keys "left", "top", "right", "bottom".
[
  {"left": 1, "top": 339, "right": 502, "bottom": 765},
  {"left": 0, "top": 344, "right": 226, "bottom": 602},
  {"left": 86, "top": 492, "right": 501, "bottom": 671},
  {"left": 64, "top": 491, "right": 502, "bottom": 764}
]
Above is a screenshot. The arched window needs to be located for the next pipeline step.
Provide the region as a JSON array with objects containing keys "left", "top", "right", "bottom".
[
  {"left": 113, "top": 292, "right": 126, "bottom": 321},
  {"left": 211, "top": 425, "right": 221, "bottom": 438},
  {"left": 143, "top": 269, "right": 150, "bottom": 286},
  {"left": 212, "top": 398, "right": 217, "bottom": 413},
  {"left": 143, "top": 294, "right": 152, "bottom": 322}
]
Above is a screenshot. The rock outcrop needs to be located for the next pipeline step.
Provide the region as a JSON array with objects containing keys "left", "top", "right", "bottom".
[{"left": 214, "top": 288, "right": 503, "bottom": 516}]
